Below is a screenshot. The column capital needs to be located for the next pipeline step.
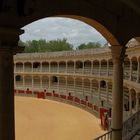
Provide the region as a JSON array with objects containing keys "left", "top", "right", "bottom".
[
  {"left": 0, "top": 46, "right": 24, "bottom": 55},
  {"left": 110, "top": 45, "right": 127, "bottom": 63},
  {"left": 0, "top": 27, "right": 24, "bottom": 47}
]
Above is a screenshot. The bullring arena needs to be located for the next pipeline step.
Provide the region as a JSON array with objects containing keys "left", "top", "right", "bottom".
[{"left": 14, "top": 40, "right": 140, "bottom": 140}]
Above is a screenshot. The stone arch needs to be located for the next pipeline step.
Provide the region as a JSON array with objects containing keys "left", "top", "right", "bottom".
[
  {"left": 100, "top": 80, "right": 106, "bottom": 88},
  {"left": 123, "top": 86, "right": 129, "bottom": 111},
  {"left": 131, "top": 57, "right": 138, "bottom": 82},
  {"left": 15, "top": 62, "right": 23, "bottom": 72},
  {"left": 84, "top": 60, "right": 91, "bottom": 74},
  {"left": 92, "top": 60, "right": 99, "bottom": 75},
  {"left": 75, "top": 60, "right": 83, "bottom": 74},
  {"left": 67, "top": 61, "right": 74, "bottom": 73},
  {"left": 130, "top": 88, "right": 136, "bottom": 109},
  {"left": 50, "top": 61, "right": 58, "bottom": 73},
  {"left": 24, "top": 62, "right": 32, "bottom": 72},
  {"left": 59, "top": 61, "right": 66, "bottom": 73},
  {"left": 100, "top": 59, "right": 107, "bottom": 75},
  {"left": 33, "top": 62, "right": 41, "bottom": 72},
  {"left": 127, "top": 38, "right": 140, "bottom": 47},
  {"left": 108, "top": 59, "right": 113, "bottom": 76},
  {"left": 22, "top": 14, "right": 119, "bottom": 45},
  {"left": 42, "top": 62, "right": 49, "bottom": 72},
  {"left": 124, "top": 57, "right": 130, "bottom": 80}
]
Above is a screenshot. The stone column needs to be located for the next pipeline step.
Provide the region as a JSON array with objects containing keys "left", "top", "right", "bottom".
[
  {"left": 136, "top": 92, "right": 139, "bottom": 112},
  {"left": 110, "top": 45, "right": 126, "bottom": 140},
  {"left": 49, "top": 62, "right": 51, "bottom": 73},
  {"left": 57, "top": 76, "right": 60, "bottom": 92},
  {"left": 74, "top": 78, "right": 76, "bottom": 96},
  {"left": 49, "top": 76, "right": 51, "bottom": 89},
  {"left": 66, "top": 76, "right": 68, "bottom": 93},
  {"left": 83, "top": 61, "right": 84, "bottom": 75},
  {"left": 57, "top": 62, "right": 59, "bottom": 73},
  {"left": 23, "top": 75, "right": 25, "bottom": 87},
  {"left": 74, "top": 61, "right": 76, "bottom": 74},
  {"left": 99, "top": 61, "right": 101, "bottom": 76},
  {"left": 14, "top": 76, "right": 16, "bottom": 89},
  {"left": 66, "top": 61, "right": 68, "bottom": 73},
  {"left": 31, "top": 62, "right": 33, "bottom": 72},
  {"left": 137, "top": 60, "right": 140, "bottom": 83},
  {"left": 40, "top": 76, "right": 42, "bottom": 89},
  {"left": 91, "top": 61, "right": 93, "bottom": 75},
  {"left": 40, "top": 62, "right": 42, "bottom": 72},
  {"left": 0, "top": 46, "right": 23, "bottom": 140},
  {"left": 98, "top": 80, "right": 101, "bottom": 105},
  {"left": 106, "top": 81, "right": 109, "bottom": 107},
  {"left": 23, "top": 62, "right": 25, "bottom": 72},
  {"left": 90, "top": 79, "right": 92, "bottom": 101},
  {"left": 129, "top": 90, "right": 132, "bottom": 115},
  {"left": 82, "top": 78, "right": 84, "bottom": 97},
  {"left": 107, "top": 60, "right": 109, "bottom": 76},
  {"left": 129, "top": 60, "right": 132, "bottom": 81},
  {"left": 32, "top": 75, "right": 34, "bottom": 90}
]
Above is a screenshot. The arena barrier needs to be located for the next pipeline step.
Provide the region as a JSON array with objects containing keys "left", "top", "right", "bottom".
[{"left": 15, "top": 88, "right": 106, "bottom": 120}]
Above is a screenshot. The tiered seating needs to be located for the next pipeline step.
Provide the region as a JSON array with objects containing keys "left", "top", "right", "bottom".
[
  {"left": 59, "top": 77, "right": 66, "bottom": 92},
  {"left": 67, "top": 78, "right": 74, "bottom": 93},
  {"left": 50, "top": 62, "right": 58, "bottom": 73},
  {"left": 15, "top": 63, "right": 23, "bottom": 72},
  {"left": 132, "top": 71, "right": 137, "bottom": 82},
  {"left": 25, "top": 76, "right": 32, "bottom": 88},
  {"left": 83, "top": 79, "right": 91, "bottom": 95},
  {"left": 124, "top": 68, "right": 130, "bottom": 80},
  {"left": 59, "top": 62, "right": 66, "bottom": 73},
  {"left": 84, "top": 61, "right": 91, "bottom": 75},
  {"left": 108, "top": 82, "right": 112, "bottom": 104},
  {"left": 42, "top": 77, "right": 49, "bottom": 89},
  {"left": 16, "top": 75, "right": 23, "bottom": 87},
  {"left": 100, "top": 60, "right": 107, "bottom": 75},
  {"left": 67, "top": 61, "right": 74, "bottom": 73},
  {"left": 108, "top": 60, "right": 113, "bottom": 76},
  {"left": 75, "top": 78, "right": 83, "bottom": 99},
  {"left": 100, "top": 87, "right": 107, "bottom": 99},
  {"left": 24, "top": 62, "right": 32, "bottom": 72},
  {"left": 42, "top": 62, "right": 49, "bottom": 72},
  {"left": 33, "top": 76, "right": 40, "bottom": 89},
  {"left": 50, "top": 80, "right": 58, "bottom": 91},
  {"left": 124, "top": 57, "right": 130, "bottom": 80},
  {"left": 75, "top": 61, "right": 83, "bottom": 74}
]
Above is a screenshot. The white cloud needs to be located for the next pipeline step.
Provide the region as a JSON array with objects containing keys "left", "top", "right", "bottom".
[{"left": 20, "top": 17, "right": 107, "bottom": 47}]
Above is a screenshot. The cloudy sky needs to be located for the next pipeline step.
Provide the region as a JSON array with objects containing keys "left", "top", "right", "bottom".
[{"left": 20, "top": 17, "right": 107, "bottom": 47}]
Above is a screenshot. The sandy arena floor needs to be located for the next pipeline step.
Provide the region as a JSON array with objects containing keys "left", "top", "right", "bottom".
[{"left": 15, "top": 96, "right": 105, "bottom": 140}]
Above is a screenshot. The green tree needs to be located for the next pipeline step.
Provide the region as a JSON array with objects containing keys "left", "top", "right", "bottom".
[
  {"left": 77, "top": 42, "right": 102, "bottom": 50},
  {"left": 46, "top": 39, "right": 73, "bottom": 52},
  {"left": 21, "top": 38, "right": 73, "bottom": 53}
]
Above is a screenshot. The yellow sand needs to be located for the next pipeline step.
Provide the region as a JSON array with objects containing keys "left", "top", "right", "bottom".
[{"left": 15, "top": 96, "right": 105, "bottom": 140}]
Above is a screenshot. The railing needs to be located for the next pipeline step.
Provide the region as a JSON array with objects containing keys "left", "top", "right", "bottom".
[
  {"left": 94, "top": 130, "right": 112, "bottom": 140},
  {"left": 123, "top": 110, "right": 140, "bottom": 140},
  {"left": 94, "top": 110, "right": 140, "bottom": 140},
  {"left": 14, "top": 47, "right": 110, "bottom": 61}
]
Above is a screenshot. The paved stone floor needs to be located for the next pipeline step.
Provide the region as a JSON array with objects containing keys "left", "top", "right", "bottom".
[{"left": 15, "top": 96, "right": 105, "bottom": 140}]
